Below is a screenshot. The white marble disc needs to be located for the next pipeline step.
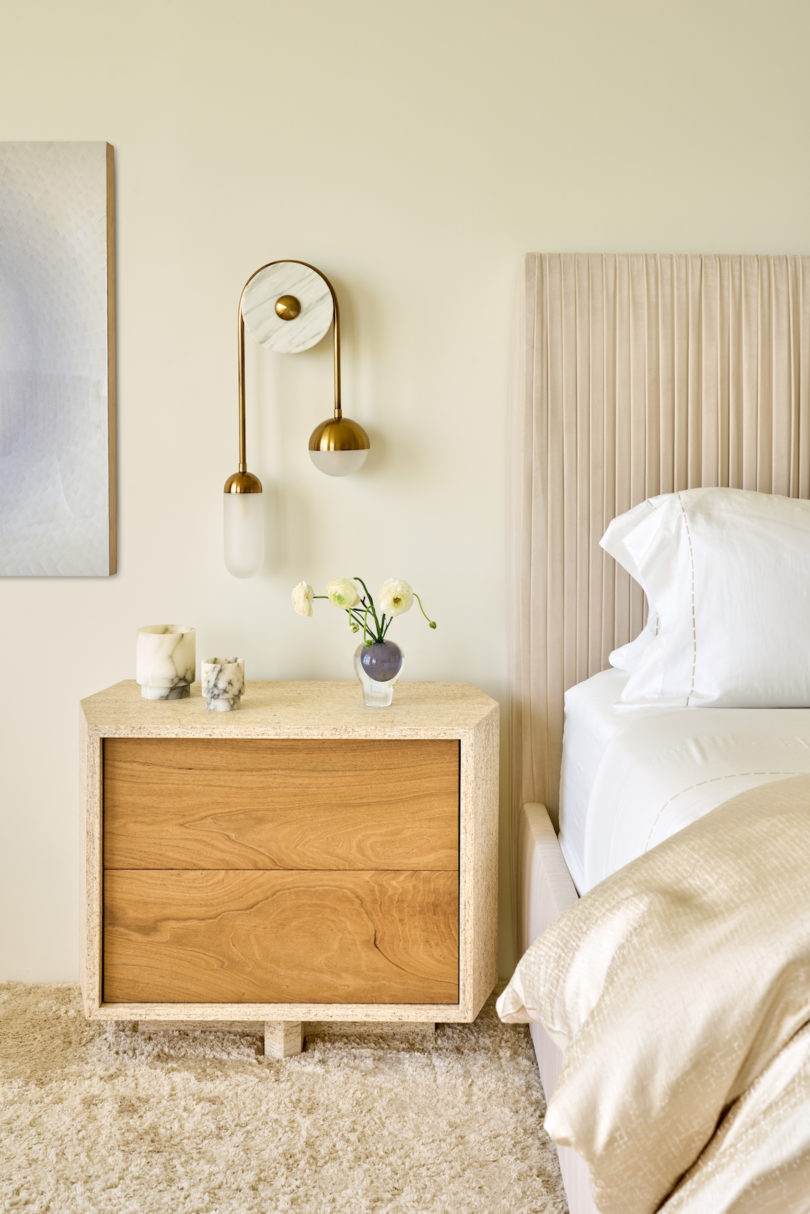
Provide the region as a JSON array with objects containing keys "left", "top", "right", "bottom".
[{"left": 241, "top": 261, "right": 334, "bottom": 353}]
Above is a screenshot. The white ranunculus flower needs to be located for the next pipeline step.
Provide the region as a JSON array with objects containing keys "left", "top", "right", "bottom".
[
  {"left": 291, "top": 581, "right": 314, "bottom": 617},
  {"left": 378, "top": 578, "right": 414, "bottom": 616},
  {"left": 326, "top": 578, "right": 361, "bottom": 609}
]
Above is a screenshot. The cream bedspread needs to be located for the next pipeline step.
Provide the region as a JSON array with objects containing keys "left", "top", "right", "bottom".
[{"left": 498, "top": 774, "right": 810, "bottom": 1214}]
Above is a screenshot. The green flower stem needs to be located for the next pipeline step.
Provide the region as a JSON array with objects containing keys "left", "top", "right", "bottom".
[
  {"left": 344, "top": 601, "right": 379, "bottom": 644},
  {"left": 345, "top": 602, "right": 375, "bottom": 645},
  {"left": 354, "top": 577, "right": 384, "bottom": 640},
  {"left": 414, "top": 592, "right": 437, "bottom": 629}
]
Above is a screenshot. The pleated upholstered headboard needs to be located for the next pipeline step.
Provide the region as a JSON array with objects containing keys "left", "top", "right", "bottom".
[{"left": 510, "top": 253, "right": 810, "bottom": 830}]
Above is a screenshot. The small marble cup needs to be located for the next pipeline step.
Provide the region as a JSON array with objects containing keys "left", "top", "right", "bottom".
[
  {"left": 202, "top": 657, "right": 245, "bottom": 712},
  {"left": 135, "top": 625, "right": 196, "bottom": 700}
]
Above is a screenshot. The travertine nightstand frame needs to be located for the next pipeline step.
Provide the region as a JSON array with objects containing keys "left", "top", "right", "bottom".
[{"left": 80, "top": 681, "right": 499, "bottom": 1057}]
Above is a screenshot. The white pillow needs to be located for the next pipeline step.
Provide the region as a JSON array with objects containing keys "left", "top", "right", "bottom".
[
  {"left": 603, "top": 501, "right": 659, "bottom": 672},
  {"left": 600, "top": 487, "right": 810, "bottom": 707},
  {"left": 607, "top": 615, "right": 656, "bottom": 671}
]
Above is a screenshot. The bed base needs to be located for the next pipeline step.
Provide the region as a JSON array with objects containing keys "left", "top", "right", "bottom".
[{"left": 520, "top": 802, "right": 600, "bottom": 1214}]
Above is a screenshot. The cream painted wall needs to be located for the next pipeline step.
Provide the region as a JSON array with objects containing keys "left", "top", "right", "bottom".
[{"left": 1, "top": 0, "right": 809, "bottom": 982}]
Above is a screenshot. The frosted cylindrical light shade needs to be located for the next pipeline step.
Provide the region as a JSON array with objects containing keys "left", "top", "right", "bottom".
[
  {"left": 309, "top": 448, "right": 369, "bottom": 477},
  {"left": 224, "top": 491, "right": 264, "bottom": 577}
]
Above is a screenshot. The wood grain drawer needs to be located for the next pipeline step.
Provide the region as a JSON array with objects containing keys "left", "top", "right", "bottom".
[
  {"left": 103, "top": 738, "right": 459, "bottom": 870},
  {"left": 103, "top": 869, "right": 459, "bottom": 1004}
]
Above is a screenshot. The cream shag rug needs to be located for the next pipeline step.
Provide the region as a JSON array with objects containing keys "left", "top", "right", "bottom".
[{"left": 0, "top": 984, "right": 567, "bottom": 1214}]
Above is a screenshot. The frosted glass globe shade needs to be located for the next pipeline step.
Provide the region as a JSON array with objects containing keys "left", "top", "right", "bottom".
[{"left": 309, "top": 448, "right": 369, "bottom": 477}]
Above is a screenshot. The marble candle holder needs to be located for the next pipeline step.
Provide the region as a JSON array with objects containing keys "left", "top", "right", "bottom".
[
  {"left": 135, "top": 625, "right": 196, "bottom": 700},
  {"left": 202, "top": 657, "right": 245, "bottom": 711}
]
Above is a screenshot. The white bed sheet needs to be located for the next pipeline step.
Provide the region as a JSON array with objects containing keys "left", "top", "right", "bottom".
[
  {"left": 584, "top": 705, "right": 810, "bottom": 889},
  {"left": 558, "top": 668, "right": 660, "bottom": 890},
  {"left": 561, "top": 671, "right": 810, "bottom": 893}
]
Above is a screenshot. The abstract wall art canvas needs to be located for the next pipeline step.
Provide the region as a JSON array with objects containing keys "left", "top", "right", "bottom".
[{"left": 0, "top": 141, "right": 116, "bottom": 576}]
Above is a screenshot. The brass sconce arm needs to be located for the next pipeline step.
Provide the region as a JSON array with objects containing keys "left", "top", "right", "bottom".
[
  {"left": 222, "top": 259, "right": 371, "bottom": 576},
  {"left": 223, "top": 297, "right": 262, "bottom": 495}
]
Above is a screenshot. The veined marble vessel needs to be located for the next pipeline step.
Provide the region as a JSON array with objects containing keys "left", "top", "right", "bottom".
[
  {"left": 202, "top": 657, "right": 245, "bottom": 711},
  {"left": 135, "top": 626, "right": 196, "bottom": 700}
]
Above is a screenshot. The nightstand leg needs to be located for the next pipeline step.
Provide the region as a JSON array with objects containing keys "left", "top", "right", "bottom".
[{"left": 264, "top": 1020, "right": 303, "bottom": 1058}]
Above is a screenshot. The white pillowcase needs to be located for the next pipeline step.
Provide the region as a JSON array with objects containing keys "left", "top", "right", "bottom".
[
  {"left": 600, "top": 487, "right": 810, "bottom": 708},
  {"left": 604, "top": 509, "right": 659, "bottom": 672},
  {"left": 607, "top": 615, "right": 656, "bottom": 671}
]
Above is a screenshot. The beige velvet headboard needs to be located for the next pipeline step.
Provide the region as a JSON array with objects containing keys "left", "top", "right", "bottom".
[{"left": 510, "top": 253, "right": 810, "bottom": 832}]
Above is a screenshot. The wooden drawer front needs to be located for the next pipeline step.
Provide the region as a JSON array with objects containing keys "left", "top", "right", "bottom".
[
  {"left": 103, "top": 869, "right": 459, "bottom": 1005},
  {"left": 103, "top": 738, "right": 459, "bottom": 871}
]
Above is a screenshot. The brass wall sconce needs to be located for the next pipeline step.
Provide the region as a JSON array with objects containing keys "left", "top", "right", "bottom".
[{"left": 223, "top": 259, "right": 370, "bottom": 577}]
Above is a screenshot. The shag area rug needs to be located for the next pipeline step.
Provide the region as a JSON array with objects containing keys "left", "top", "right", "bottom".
[{"left": 0, "top": 985, "right": 567, "bottom": 1214}]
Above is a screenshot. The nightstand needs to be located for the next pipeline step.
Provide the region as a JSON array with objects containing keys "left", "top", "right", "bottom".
[{"left": 80, "top": 681, "right": 499, "bottom": 1056}]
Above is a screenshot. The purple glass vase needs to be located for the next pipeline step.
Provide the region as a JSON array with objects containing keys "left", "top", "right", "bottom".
[{"left": 353, "top": 640, "right": 404, "bottom": 707}]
